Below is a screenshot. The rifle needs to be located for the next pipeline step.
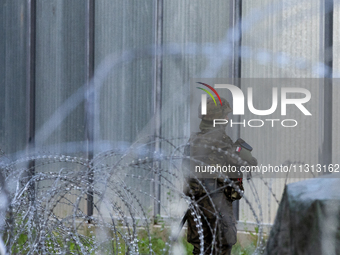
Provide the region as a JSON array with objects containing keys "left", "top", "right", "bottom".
[{"left": 172, "top": 210, "right": 189, "bottom": 242}]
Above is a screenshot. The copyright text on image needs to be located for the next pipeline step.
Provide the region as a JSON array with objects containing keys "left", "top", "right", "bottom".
[{"left": 194, "top": 164, "right": 340, "bottom": 175}]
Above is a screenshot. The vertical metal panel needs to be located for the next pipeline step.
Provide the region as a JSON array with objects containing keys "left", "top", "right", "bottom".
[
  {"left": 35, "top": 0, "right": 87, "bottom": 217},
  {"left": 240, "top": 0, "right": 325, "bottom": 225},
  {"left": 160, "top": 0, "right": 233, "bottom": 217},
  {"left": 242, "top": 0, "right": 323, "bottom": 78},
  {"left": 35, "top": 0, "right": 87, "bottom": 148},
  {"left": 0, "top": 0, "right": 28, "bottom": 154},
  {"left": 94, "top": 0, "right": 155, "bottom": 217},
  {"left": 94, "top": 0, "right": 155, "bottom": 143}
]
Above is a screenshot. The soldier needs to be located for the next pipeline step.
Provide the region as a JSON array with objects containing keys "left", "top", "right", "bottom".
[{"left": 183, "top": 96, "right": 257, "bottom": 255}]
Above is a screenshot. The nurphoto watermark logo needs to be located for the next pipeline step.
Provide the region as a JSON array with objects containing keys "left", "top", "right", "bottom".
[{"left": 196, "top": 80, "right": 312, "bottom": 128}]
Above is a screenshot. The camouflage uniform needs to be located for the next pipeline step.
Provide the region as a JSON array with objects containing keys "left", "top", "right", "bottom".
[{"left": 183, "top": 97, "right": 257, "bottom": 255}]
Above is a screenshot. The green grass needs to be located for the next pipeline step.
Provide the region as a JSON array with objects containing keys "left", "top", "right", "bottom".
[{"left": 4, "top": 214, "right": 262, "bottom": 254}]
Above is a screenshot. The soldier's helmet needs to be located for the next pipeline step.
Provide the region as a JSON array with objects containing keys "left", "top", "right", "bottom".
[{"left": 198, "top": 97, "right": 232, "bottom": 121}]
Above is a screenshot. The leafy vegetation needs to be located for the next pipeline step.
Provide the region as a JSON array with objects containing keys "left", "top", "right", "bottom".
[{"left": 4, "top": 210, "right": 264, "bottom": 254}]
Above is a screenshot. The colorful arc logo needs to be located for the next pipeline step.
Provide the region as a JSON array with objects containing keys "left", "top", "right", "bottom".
[{"left": 196, "top": 82, "right": 223, "bottom": 106}]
